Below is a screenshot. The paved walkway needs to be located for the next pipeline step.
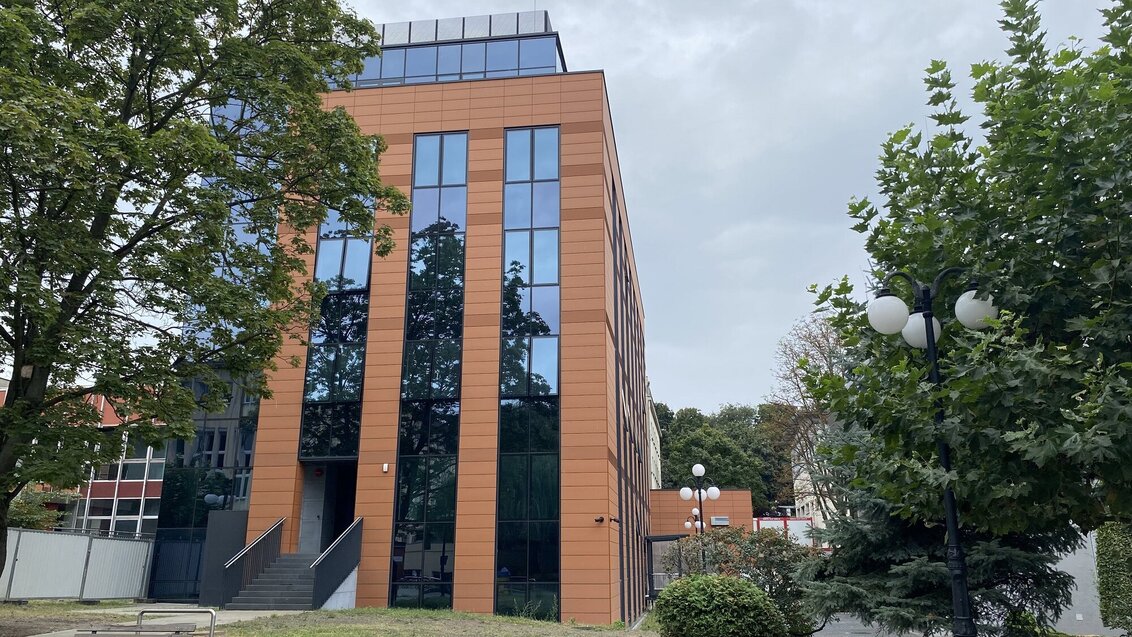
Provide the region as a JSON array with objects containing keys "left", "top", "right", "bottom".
[{"left": 29, "top": 603, "right": 303, "bottom": 637}]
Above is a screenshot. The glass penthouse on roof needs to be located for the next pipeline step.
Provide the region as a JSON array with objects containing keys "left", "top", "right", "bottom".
[{"left": 335, "top": 11, "right": 567, "bottom": 88}]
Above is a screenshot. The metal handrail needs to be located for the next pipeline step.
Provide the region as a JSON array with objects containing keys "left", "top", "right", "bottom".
[
  {"left": 224, "top": 516, "right": 284, "bottom": 569},
  {"left": 137, "top": 608, "right": 217, "bottom": 637},
  {"left": 310, "top": 517, "right": 363, "bottom": 569},
  {"left": 310, "top": 517, "right": 363, "bottom": 609},
  {"left": 221, "top": 516, "right": 284, "bottom": 606}
]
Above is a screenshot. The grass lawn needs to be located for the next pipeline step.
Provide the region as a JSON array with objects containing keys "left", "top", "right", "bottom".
[
  {"left": 226, "top": 607, "right": 660, "bottom": 637},
  {"left": 0, "top": 599, "right": 135, "bottom": 637}
]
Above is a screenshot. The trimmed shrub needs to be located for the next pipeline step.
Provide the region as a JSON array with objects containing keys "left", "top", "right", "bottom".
[
  {"left": 1097, "top": 522, "right": 1132, "bottom": 634},
  {"left": 653, "top": 574, "right": 788, "bottom": 637}
]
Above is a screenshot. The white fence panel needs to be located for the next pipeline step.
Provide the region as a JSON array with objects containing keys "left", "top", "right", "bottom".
[
  {"left": 2, "top": 529, "right": 153, "bottom": 600},
  {"left": 84, "top": 536, "right": 152, "bottom": 599},
  {"left": 4, "top": 529, "right": 87, "bottom": 598}
]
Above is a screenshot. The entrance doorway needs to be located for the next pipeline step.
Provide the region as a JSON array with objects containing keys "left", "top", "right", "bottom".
[{"left": 298, "top": 462, "right": 357, "bottom": 554}]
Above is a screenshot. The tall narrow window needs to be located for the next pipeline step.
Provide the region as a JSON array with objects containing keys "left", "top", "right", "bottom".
[
  {"left": 392, "top": 133, "right": 468, "bottom": 609},
  {"left": 299, "top": 208, "right": 371, "bottom": 460},
  {"left": 495, "top": 127, "right": 560, "bottom": 620}
]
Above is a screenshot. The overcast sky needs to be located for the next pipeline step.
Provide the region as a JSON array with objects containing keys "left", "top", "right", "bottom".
[{"left": 350, "top": 0, "right": 1109, "bottom": 411}]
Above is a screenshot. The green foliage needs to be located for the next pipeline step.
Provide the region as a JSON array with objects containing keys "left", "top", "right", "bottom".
[
  {"left": 659, "top": 404, "right": 792, "bottom": 513},
  {"left": 797, "top": 426, "right": 1079, "bottom": 636},
  {"left": 653, "top": 574, "right": 788, "bottom": 637},
  {"left": 808, "top": 0, "right": 1132, "bottom": 543},
  {"left": 660, "top": 527, "right": 821, "bottom": 636},
  {"left": 6, "top": 488, "right": 73, "bottom": 530},
  {"left": 1096, "top": 522, "right": 1132, "bottom": 633},
  {"left": 0, "top": 0, "right": 408, "bottom": 572}
]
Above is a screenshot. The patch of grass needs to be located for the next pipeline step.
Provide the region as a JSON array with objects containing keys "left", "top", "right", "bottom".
[
  {"left": 0, "top": 600, "right": 136, "bottom": 637},
  {"left": 226, "top": 607, "right": 659, "bottom": 637}
]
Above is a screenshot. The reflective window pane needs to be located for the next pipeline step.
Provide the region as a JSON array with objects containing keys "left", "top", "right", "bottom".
[
  {"left": 320, "top": 208, "right": 347, "bottom": 238},
  {"left": 519, "top": 37, "right": 556, "bottom": 69},
  {"left": 414, "top": 136, "right": 440, "bottom": 187},
  {"left": 392, "top": 523, "right": 424, "bottom": 581},
  {"left": 500, "top": 281, "right": 530, "bottom": 336},
  {"left": 496, "top": 523, "right": 528, "bottom": 579},
  {"left": 499, "top": 400, "right": 527, "bottom": 453},
  {"left": 428, "top": 402, "right": 460, "bottom": 455},
  {"left": 529, "top": 522, "right": 560, "bottom": 581},
  {"left": 405, "top": 46, "right": 437, "bottom": 78},
  {"left": 436, "top": 235, "right": 465, "bottom": 288},
  {"left": 438, "top": 187, "right": 466, "bottom": 230},
  {"left": 486, "top": 39, "right": 518, "bottom": 71},
  {"left": 530, "top": 337, "right": 558, "bottom": 395},
  {"left": 500, "top": 337, "right": 530, "bottom": 397},
  {"left": 381, "top": 49, "right": 405, "bottom": 79},
  {"left": 504, "top": 231, "right": 530, "bottom": 284},
  {"left": 527, "top": 583, "right": 559, "bottom": 620},
  {"left": 431, "top": 340, "right": 461, "bottom": 398},
  {"left": 530, "top": 286, "right": 559, "bottom": 335},
  {"left": 340, "top": 239, "right": 371, "bottom": 289},
  {"left": 399, "top": 402, "right": 428, "bottom": 456},
  {"left": 116, "top": 499, "right": 142, "bottom": 516},
  {"left": 401, "top": 341, "right": 433, "bottom": 399},
  {"left": 412, "top": 188, "right": 440, "bottom": 233},
  {"left": 498, "top": 455, "right": 528, "bottom": 520},
  {"left": 435, "top": 288, "right": 464, "bottom": 339},
  {"left": 405, "top": 290, "right": 436, "bottom": 341},
  {"left": 329, "top": 402, "right": 361, "bottom": 456},
  {"left": 505, "top": 130, "right": 531, "bottom": 182},
  {"left": 461, "top": 43, "right": 485, "bottom": 73},
  {"left": 528, "top": 398, "right": 559, "bottom": 452},
  {"left": 532, "top": 182, "right": 559, "bottom": 228},
  {"left": 359, "top": 55, "right": 381, "bottom": 84},
  {"left": 533, "top": 128, "right": 559, "bottom": 180},
  {"left": 300, "top": 404, "right": 332, "bottom": 457},
  {"left": 531, "top": 230, "right": 558, "bottom": 285},
  {"left": 441, "top": 134, "right": 467, "bottom": 185},
  {"left": 314, "top": 239, "right": 344, "bottom": 283},
  {"left": 334, "top": 344, "right": 365, "bottom": 401},
  {"left": 304, "top": 346, "right": 335, "bottom": 402},
  {"left": 313, "top": 292, "right": 368, "bottom": 344},
  {"left": 396, "top": 459, "right": 426, "bottom": 521},
  {"left": 427, "top": 456, "right": 457, "bottom": 520},
  {"left": 504, "top": 183, "right": 531, "bottom": 229},
  {"left": 437, "top": 45, "right": 461, "bottom": 75},
  {"left": 529, "top": 455, "right": 559, "bottom": 519},
  {"left": 409, "top": 237, "right": 434, "bottom": 290}
]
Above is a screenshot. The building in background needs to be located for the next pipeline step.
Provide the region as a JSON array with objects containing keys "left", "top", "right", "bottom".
[
  {"left": 646, "top": 383, "right": 662, "bottom": 490},
  {"left": 225, "top": 11, "right": 650, "bottom": 624}
]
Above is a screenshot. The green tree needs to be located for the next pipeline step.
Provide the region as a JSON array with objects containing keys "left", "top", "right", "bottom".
[
  {"left": 7, "top": 488, "right": 74, "bottom": 530},
  {"left": 796, "top": 426, "right": 1078, "bottom": 636},
  {"left": 0, "top": 0, "right": 409, "bottom": 574},
  {"left": 809, "top": 0, "right": 1132, "bottom": 541}
]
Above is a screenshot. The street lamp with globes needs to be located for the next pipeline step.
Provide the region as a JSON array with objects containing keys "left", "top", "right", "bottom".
[
  {"left": 867, "top": 267, "right": 998, "bottom": 637},
  {"left": 678, "top": 463, "right": 721, "bottom": 536}
]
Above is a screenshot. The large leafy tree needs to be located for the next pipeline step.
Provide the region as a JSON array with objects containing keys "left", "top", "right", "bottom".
[
  {"left": 0, "top": 0, "right": 408, "bottom": 572},
  {"left": 810, "top": 0, "right": 1132, "bottom": 541}
]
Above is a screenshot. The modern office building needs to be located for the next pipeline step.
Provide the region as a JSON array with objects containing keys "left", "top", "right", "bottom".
[{"left": 226, "top": 11, "right": 650, "bottom": 624}]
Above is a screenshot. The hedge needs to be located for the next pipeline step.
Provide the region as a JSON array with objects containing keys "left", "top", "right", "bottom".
[{"left": 1097, "top": 522, "right": 1132, "bottom": 633}]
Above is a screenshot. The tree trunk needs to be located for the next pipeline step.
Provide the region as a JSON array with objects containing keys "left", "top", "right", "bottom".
[{"left": 0, "top": 497, "right": 9, "bottom": 582}]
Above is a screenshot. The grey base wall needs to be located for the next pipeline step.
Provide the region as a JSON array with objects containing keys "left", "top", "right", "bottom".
[
  {"left": 197, "top": 510, "right": 249, "bottom": 607},
  {"left": 1054, "top": 532, "right": 1121, "bottom": 636}
]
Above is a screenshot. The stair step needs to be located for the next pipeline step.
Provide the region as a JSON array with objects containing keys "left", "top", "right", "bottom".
[
  {"left": 232, "top": 593, "right": 313, "bottom": 603},
  {"left": 226, "top": 602, "right": 313, "bottom": 610},
  {"left": 244, "top": 583, "right": 315, "bottom": 592}
]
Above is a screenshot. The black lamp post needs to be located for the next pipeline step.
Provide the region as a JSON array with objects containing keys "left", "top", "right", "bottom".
[{"left": 867, "top": 266, "right": 998, "bottom": 637}]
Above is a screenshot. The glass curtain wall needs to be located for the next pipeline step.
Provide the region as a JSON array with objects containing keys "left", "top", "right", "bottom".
[
  {"left": 495, "top": 127, "right": 560, "bottom": 619},
  {"left": 391, "top": 133, "right": 468, "bottom": 609},
  {"left": 299, "top": 210, "right": 373, "bottom": 459}
]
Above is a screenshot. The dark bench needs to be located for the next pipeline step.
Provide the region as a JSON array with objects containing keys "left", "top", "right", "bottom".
[{"left": 76, "top": 623, "right": 197, "bottom": 636}]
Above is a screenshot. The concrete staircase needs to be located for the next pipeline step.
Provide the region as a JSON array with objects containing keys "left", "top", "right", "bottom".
[{"left": 226, "top": 553, "right": 319, "bottom": 610}]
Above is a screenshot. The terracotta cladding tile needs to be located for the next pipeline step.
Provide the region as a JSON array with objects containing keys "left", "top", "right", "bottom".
[
  {"left": 381, "top": 133, "right": 413, "bottom": 146},
  {"left": 561, "top": 162, "right": 606, "bottom": 178},
  {"left": 469, "top": 169, "right": 503, "bottom": 182}
]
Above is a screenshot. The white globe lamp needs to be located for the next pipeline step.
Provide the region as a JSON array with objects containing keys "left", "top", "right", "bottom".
[
  {"left": 679, "top": 487, "right": 693, "bottom": 501},
  {"left": 707, "top": 486, "right": 721, "bottom": 501},
  {"left": 954, "top": 289, "right": 998, "bottom": 330},
  {"left": 901, "top": 312, "right": 941, "bottom": 349},
  {"left": 868, "top": 292, "right": 910, "bottom": 335},
  {"left": 692, "top": 463, "right": 705, "bottom": 478}
]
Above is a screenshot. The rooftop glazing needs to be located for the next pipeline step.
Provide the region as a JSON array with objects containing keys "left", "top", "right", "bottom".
[{"left": 335, "top": 11, "right": 566, "bottom": 89}]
